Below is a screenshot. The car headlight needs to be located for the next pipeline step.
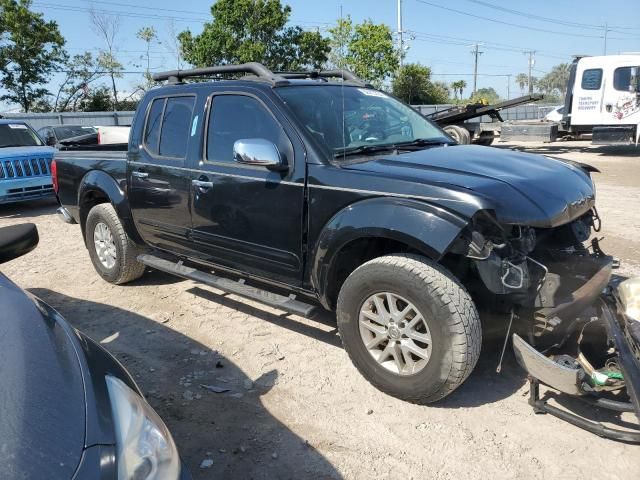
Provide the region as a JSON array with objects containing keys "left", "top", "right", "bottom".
[{"left": 106, "top": 376, "right": 180, "bottom": 480}]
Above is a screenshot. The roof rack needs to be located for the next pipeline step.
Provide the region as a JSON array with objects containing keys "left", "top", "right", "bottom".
[
  {"left": 152, "top": 62, "right": 371, "bottom": 88},
  {"left": 152, "top": 62, "right": 289, "bottom": 85},
  {"left": 276, "top": 69, "right": 371, "bottom": 87}
]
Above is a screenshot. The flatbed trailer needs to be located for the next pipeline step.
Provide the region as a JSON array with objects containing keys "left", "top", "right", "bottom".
[{"left": 426, "top": 94, "right": 545, "bottom": 145}]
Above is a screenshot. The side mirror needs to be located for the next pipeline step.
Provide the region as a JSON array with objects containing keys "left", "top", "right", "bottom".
[
  {"left": 0, "top": 223, "right": 39, "bottom": 263},
  {"left": 233, "top": 139, "right": 286, "bottom": 171}
]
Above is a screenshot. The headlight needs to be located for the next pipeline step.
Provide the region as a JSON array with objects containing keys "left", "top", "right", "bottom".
[{"left": 106, "top": 376, "right": 180, "bottom": 480}]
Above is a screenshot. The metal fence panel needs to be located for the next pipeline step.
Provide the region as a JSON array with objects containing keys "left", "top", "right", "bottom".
[{"left": 0, "top": 111, "right": 136, "bottom": 130}]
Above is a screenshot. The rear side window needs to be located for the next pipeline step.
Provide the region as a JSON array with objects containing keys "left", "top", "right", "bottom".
[
  {"left": 206, "top": 95, "right": 288, "bottom": 164},
  {"left": 581, "top": 69, "right": 603, "bottom": 90},
  {"left": 144, "top": 96, "right": 195, "bottom": 158},
  {"left": 144, "top": 98, "right": 164, "bottom": 155}
]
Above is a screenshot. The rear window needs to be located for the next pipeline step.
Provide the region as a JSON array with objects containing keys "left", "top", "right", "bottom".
[
  {"left": 581, "top": 69, "right": 603, "bottom": 90},
  {"left": 0, "top": 123, "right": 43, "bottom": 148},
  {"left": 54, "top": 125, "right": 96, "bottom": 140},
  {"left": 143, "top": 96, "right": 195, "bottom": 158}
]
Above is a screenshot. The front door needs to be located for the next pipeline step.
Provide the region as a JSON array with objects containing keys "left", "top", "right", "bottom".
[
  {"left": 189, "top": 91, "right": 306, "bottom": 286},
  {"left": 128, "top": 94, "right": 197, "bottom": 256}
]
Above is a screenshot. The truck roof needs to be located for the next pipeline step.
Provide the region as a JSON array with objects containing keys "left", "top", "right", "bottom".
[{"left": 578, "top": 54, "right": 640, "bottom": 68}]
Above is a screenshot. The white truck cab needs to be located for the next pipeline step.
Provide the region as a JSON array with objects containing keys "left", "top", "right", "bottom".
[{"left": 563, "top": 54, "right": 640, "bottom": 145}]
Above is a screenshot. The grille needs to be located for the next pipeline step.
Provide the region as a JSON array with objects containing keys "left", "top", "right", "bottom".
[{"left": 0, "top": 157, "right": 51, "bottom": 180}]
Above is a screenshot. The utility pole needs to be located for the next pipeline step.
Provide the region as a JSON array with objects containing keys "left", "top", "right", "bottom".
[
  {"left": 524, "top": 50, "right": 536, "bottom": 94},
  {"left": 397, "top": 0, "right": 404, "bottom": 68},
  {"left": 506, "top": 74, "right": 512, "bottom": 100},
  {"left": 471, "top": 43, "right": 483, "bottom": 95},
  {"left": 603, "top": 22, "right": 609, "bottom": 55}
]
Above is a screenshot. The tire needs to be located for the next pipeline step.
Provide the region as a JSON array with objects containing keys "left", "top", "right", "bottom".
[
  {"left": 443, "top": 125, "right": 471, "bottom": 145},
  {"left": 474, "top": 132, "right": 495, "bottom": 146},
  {"left": 85, "top": 203, "right": 146, "bottom": 284},
  {"left": 336, "top": 254, "right": 481, "bottom": 403}
]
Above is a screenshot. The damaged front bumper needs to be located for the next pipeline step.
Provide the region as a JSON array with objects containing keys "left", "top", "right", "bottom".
[{"left": 513, "top": 276, "right": 640, "bottom": 442}]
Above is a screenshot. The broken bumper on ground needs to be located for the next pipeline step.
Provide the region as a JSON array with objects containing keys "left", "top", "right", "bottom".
[{"left": 513, "top": 272, "right": 640, "bottom": 442}]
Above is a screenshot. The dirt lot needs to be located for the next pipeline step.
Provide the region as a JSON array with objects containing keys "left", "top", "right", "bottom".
[{"left": 1, "top": 140, "right": 639, "bottom": 479}]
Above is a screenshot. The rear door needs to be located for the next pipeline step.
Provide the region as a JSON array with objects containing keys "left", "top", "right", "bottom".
[
  {"left": 188, "top": 90, "right": 306, "bottom": 285},
  {"left": 128, "top": 94, "right": 197, "bottom": 256}
]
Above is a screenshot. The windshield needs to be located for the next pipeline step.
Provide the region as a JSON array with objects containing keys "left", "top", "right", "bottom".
[
  {"left": 54, "top": 125, "right": 97, "bottom": 140},
  {"left": 0, "top": 123, "right": 43, "bottom": 148},
  {"left": 276, "top": 85, "right": 449, "bottom": 156}
]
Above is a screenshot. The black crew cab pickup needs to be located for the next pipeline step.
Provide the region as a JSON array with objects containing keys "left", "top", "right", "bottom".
[{"left": 54, "top": 63, "right": 640, "bottom": 438}]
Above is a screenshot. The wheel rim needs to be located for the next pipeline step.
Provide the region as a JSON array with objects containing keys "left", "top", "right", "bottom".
[
  {"left": 93, "top": 222, "right": 117, "bottom": 269},
  {"left": 358, "top": 292, "right": 432, "bottom": 376}
]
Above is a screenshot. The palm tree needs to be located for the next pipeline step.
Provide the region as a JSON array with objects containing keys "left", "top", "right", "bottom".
[
  {"left": 451, "top": 80, "right": 467, "bottom": 101},
  {"left": 515, "top": 73, "right": 529, "bottom": 95}
]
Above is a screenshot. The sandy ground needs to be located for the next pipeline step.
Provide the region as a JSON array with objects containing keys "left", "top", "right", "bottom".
[{"left": 1, "top": 140, "right": 639, "bottom": 479}]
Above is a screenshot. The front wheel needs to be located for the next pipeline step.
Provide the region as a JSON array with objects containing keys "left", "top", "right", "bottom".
[
  {"left": 85, "top": 203, "right": 146, "bottom": 284},
  {"left": 336, "top": 254, "right": 481, "bottom": 403}
]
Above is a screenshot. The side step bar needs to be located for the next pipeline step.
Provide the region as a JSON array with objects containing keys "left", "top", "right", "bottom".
[{"left": 137, "top": 254, "right": 317, "bottom": 317}]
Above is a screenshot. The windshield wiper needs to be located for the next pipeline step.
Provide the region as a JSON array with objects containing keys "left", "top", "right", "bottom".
[
  {"left": 333, "top": 144, "right": 399, "bottom": 158},
  {"left": 394, "top": 138, "right": 454, "bottom": 148}
]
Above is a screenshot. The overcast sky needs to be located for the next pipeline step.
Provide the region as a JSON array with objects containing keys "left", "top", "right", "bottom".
[{"left": 7, "top": 0, "right": 640, "bottom": 107}]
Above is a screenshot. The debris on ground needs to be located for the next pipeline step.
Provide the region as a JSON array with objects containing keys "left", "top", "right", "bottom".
[{"left": 200, "top": 458, "right": 214, "bottom": 469}]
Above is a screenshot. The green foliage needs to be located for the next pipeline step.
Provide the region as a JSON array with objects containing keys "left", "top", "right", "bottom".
[
  {"left": 179, "top": 0, "right": 329, "bottom": 71},
  {"left": 53, "top": 52, "right": 103, "bottom": 112},
  {"left": 136, "top": 26, "right": 158, "bottom": 91},
  {"left": 535, "top": 63, "right": 570, "bottom": 101},
  {"left": 328, "top": 16, "right": 398, "bottom": 88},
  {"left": 391, "top": 64, "right": 450, "bottom": 104},
  {"left": 450, "top": 79, "right": 467, "bottom": 100},
  {"left": 0, "top": 0, "right": 65, "bottom": 112},
  {"left": 77, "top": 85, "right": 139, "bottom": 112},
  {"left": 470, "top": 87, "right": 500, "bottom": 105}
]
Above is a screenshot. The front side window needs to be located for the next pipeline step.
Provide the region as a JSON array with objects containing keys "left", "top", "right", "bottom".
[
  {"left": 276, "top": 85, "right": 448, "bottom": 157},
  {"left": 0, "top": 123, "right": 43, "bottom": 148},
  {"left": 206, "top": 95, "right": 288, "bottom": 164},
  {"left": 581, "top": 69, "right": 603, "bottom": 90},
  {"left": 613, "top": 66, "right": 640, "bottom": 92}
]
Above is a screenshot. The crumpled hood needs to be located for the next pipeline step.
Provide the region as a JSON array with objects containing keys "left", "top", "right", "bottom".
[{"left": 343, "top": 145, "right": 596, "bottom": 227}]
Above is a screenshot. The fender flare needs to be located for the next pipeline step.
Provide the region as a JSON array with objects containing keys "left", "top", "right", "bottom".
[
  {"left": 77, "top": 170, "right": 143, "bottom": 245},
  {"left": 310, "top": 197, "right": 470, "bottom": 309}
]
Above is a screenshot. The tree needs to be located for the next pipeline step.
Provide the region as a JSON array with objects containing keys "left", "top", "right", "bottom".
[
  {"left": 90, "top": 8, "right": 123, "bottom": 111},
  {"left": 392, "top": 64, "right": 450, "bottom": 105},
  {"left": 328, "top": 16, "right": 398, "bottom": 88},
  {"left": 451, "top": 79, "right": 467, "bottom": 100},
  {"left": 536, "top": 63, "right": 570, "bottom": 101},
  {"left": 515, "top": 73, "right": 529, "bottom": 95},
  {"left": 78, "top": 85, "right": 140, "bottom": 112},
  {"left": 53, "top": 52, "right": 103, "bottom": 111},
  {"left": 136, "top": 26, "right": 157, "bottom": 91},
  {"left": 0, "top": 0, "right": 65, "bottom": 112},
  {"left": 470, "top": 87, "right": 500, "bottom": 105},
  {"left": 179, "top": 0, "right": 329, "bottom": 71}
]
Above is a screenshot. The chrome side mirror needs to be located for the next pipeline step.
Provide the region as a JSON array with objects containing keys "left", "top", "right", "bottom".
[{"left": 233, "top": 139, "right": 286, "bottom": 171}]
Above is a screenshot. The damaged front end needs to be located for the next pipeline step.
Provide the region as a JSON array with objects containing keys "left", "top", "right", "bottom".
[{"left": 451, "top": 208, "right": 640, "bottom": 441}]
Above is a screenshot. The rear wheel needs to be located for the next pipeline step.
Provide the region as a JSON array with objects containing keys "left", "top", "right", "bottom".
[
  {"left": 85, "top": 203, "right": 145, "bottom": 284},
  {"left": 336, "top": 254, "right": 481, "bottom": 403},
  {"left": 443, "top": 125, "right": 471, "bottom": 145},
  {"left": 474, "top": 132, "right": 495, "bottom": 146}
]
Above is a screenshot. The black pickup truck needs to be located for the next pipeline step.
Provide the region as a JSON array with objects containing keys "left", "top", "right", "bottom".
[{"left": 53, "top": 63, "right": 640, "bottom": 438}]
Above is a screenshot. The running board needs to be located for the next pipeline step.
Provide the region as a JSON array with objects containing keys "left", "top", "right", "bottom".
[{"left": 137, "top": 254, "right": 316, "bottom": 317}]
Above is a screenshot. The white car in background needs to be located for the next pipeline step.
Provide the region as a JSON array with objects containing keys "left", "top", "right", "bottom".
[
  {"left": 96, "top": 125, "right": 130, "bottom": 145},
  {"left": 544, "top": 105, "right": 565, "bottom": 123}
]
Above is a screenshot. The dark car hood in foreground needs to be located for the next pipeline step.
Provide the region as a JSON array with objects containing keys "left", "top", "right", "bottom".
[
  {"left": 0, "top": 274, "right": 85, "bottom": 479},
  {"left": 343, "top": 145, "right": 596, "bottom": 227}
]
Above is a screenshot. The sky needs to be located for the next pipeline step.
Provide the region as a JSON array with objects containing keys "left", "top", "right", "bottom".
[{"left": 7, "top": 0, "right": 640, "bottom": 108}]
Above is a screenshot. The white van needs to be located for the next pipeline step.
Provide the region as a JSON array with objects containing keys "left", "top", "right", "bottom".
[{"left": 563, "top": 54, "right": 640, "bottom": 145}]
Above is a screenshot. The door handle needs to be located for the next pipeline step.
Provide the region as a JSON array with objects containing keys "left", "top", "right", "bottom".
[
  {"left": 132, "top": 170, "right": 149, "bottom": 179},
  {"left": 192, "top": 178, "right": 213, "bottom": 190}
]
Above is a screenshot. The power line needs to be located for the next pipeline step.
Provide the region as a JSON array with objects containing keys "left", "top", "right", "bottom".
[
  {"left": 462, "top": 0, "right": 640, "bottom": 34},
  {"left": 413, "top": 0, "right": 604, "bottom": 39}
]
